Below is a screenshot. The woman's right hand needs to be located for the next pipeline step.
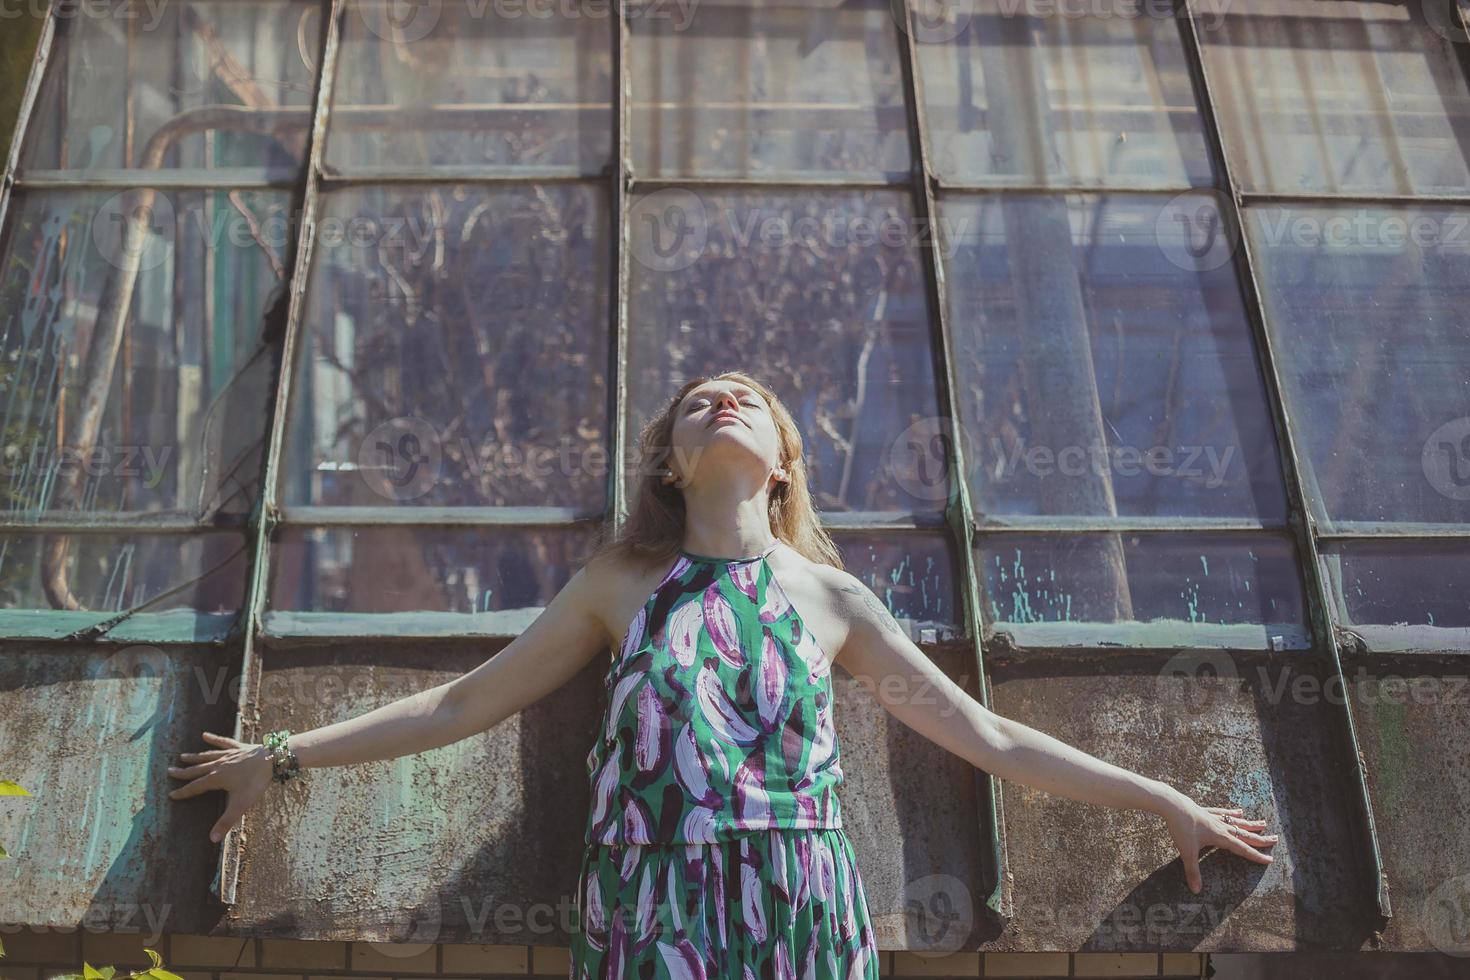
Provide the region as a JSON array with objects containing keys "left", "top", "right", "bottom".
[{"left": 167, "top": 731, "right": 275, "bottom": 843}]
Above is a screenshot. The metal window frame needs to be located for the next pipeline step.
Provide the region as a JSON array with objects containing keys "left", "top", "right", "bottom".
[{"left": 5, "top": 0, "right": 1470, "bottom": 933}]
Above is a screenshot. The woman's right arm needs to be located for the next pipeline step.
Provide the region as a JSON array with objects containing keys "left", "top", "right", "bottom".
[{"left": 167, "top": 558, "right": 614, "bottom": 842}]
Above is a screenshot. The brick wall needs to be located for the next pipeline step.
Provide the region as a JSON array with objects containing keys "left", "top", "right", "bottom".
[{"left": 0, "top": 931, "right": 1205, "bottom": 980}]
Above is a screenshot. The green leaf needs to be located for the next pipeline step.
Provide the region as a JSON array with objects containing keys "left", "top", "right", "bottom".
[
  {"left": 0, "top": 781, "right": 30, "bottom": 796},
  {"left": 82, "top": 962, "right": 108, "bottom": 979},
  {"left": 143, "top": 948, "right": 162, "bottom": 970},
  {"left": 145, "top": 969, "right": 185, "bottom": 980},
  {"left": 0, "top": 842, "right": 9, "bottom": 858}
]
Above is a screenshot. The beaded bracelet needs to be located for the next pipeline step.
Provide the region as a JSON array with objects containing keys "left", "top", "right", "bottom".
[{"left": 262, "top": 729, "right": 302, "bottom": 783}]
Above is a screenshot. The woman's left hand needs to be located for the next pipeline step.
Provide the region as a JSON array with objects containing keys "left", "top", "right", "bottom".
[{"left": 1159, "top": 792, "right": 1277, "bottom": 893}]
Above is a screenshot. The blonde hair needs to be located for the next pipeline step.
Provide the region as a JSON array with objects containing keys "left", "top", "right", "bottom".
[{"left": 580, "top": 370, "right": 844, "bottom": 572}]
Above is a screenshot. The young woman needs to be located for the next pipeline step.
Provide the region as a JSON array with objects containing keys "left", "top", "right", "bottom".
[{"left": 168, "top": 370, "right": 1276, "bottom": 978}]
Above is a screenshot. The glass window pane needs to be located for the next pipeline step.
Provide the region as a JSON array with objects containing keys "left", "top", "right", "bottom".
[
  {"left": 269, "top": 524, "right": 593, "bottom": 615},
  {"left": 1243, "top": 203, "right": 1470, "bottom": 530},
  {"left": 327, "top": 0, "right": 612, "bottom": 176},
  {"left": 940, "top": 192, "right": 1287, "bottom": 522},
  {"left": 1200, "top": 0, "right": 1470, "bottom": 196},
  {"left": 624, "top": 187, "right": 943, "bottom": 514},
  {"left": 20, "top": 0, "right": 319, "bottom": 179},
  {"left": 913, "top": 4, "right": 1212, "bottom": 188},
  {"left": 829, "top": 529, "right": 963, "bottom": 639},
  {"left": 0, "top": 188, "right": 288, "bottom": 518},
  {"left": 1321, "top": 541, "right": 1470, "bottom": 651},
  {"left": 0, "top": 531, "right": 248, "bottom": 615},
  {"left": 629, "top": 0, "right": 910, "bottom": 180},
  {"left": 280, "top": 183, "right": 610, "bottom": 511},
  {"left": 978, "top": 533, "right": 1308, "bottom": 647}
]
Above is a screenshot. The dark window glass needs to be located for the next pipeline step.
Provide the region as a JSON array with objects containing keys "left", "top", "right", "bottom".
[
  {"left": 624, "top": 187, "right": 943, "bottom": 515},
  {"left": 628, "top": 0, "right": 910, "bottom": 180},
  {"left": 1244, "top": 203, "right": 1470, "bottom": 530},
  {"left": 830, "top": 529, "right": 964, "bottom": 639},
  {"left": 978, "top": 533, "right": 1308, "bottom": 645},
  {"left": 1322, "top": 540, "right": 1470, "bottom": 641},
  {"left": 280, "top": 183, "right": 611, "bottom": 511},
  {"left": 0, "top": 531, "right": 248, "bottom": 615},
  {"left": 1200, "top": 0, "right": 1470, "bottom": 195},
  {"left": 914, "top": 5, "right": 1212, "bottom": 188},
  {"left": 21, "top": 0, "right": 319, "bottom": 179},
  {"left": 269, "top": 524, "right": 594, "bottom": 616},
  {"left": 940, "top": 192, "right": 1287, "bottom": 522},
  {"left": 0, "top": 188, "right": 288, "bottom": 518},
  {"left": 328, "top": 0, "right": 612, "bottom": 176}
]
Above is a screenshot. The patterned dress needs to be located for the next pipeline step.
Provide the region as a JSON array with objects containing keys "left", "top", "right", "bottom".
[{"left": 570, "top": 537, "right": 880, "bottom": 979}]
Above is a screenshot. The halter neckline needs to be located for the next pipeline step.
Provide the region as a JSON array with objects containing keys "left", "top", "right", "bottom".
[{"left": 678, "top": 537, "right": 781, "bottom": 564}]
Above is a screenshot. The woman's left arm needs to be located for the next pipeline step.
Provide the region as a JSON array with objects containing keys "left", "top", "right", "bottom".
[{"left": 828, "top": 571, "right": 1277, "bottom": 894}]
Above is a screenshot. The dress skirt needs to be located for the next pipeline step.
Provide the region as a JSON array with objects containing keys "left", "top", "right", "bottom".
[{"left": 569, "top": 827, "right": 880, "bottom": 980}]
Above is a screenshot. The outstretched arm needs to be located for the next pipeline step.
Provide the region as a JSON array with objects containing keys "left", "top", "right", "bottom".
[
  {"left": 829, "top": 572, "right": 1277, "bottom": 894},
  {"left": 168, "top": 558, "right": 613, "bottom": 843}
]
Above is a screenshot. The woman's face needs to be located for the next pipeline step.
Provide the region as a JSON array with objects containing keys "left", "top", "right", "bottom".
[{"left": 667, "top": 380, "right": 783, "bottom": 490}]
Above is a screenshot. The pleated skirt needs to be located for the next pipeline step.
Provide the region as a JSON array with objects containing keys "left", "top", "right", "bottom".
[{"left": 569, "top": 827, "right": 880, "bottom": 980}]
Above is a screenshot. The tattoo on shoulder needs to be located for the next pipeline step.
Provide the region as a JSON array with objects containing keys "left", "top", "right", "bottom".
[{"left": 837, "top": 582, "right": 903, "bottom": 635}]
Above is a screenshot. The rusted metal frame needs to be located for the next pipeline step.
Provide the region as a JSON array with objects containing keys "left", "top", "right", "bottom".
[
  {"left": 1241, "top": 189, "right": 1470, "bottom": 207},
  {"left": 1315, "top": 527, "right": 1470, "bottom": 540},
  {"left": 937, "top": 179, "right": 1199, "bottom": 196},
  {"left": 271, "top": 505, "right": 950, "bottom": 529},
  {"left": 15, "top": 171, "right": 296, "bottom": 190},
  {"left": 977, "top": 516, "right": 1281, "bottom": 533},
  {"left": 1177, "top": 0, "right": 1392, "bottom": 924},
  {"left": 219, "top": 0, "right": 343, "bottom": 907},
  {"left": 0, "top": 10, "right": 55, "bottom": 240},
  {"left": 893, "top": 4, "right": 1011, "bottom": 925},
  {"left": 318, "top": 168, "right": 601, "bottom": 186},
  {"left": 0, "top": 512, "right": 249, "bottom": 532},
  {"left": 611, "top": 0, "right": 631, "bottom": 532},
  {"left": 627, "top": 174, "right": 909, "bottom": 191}
]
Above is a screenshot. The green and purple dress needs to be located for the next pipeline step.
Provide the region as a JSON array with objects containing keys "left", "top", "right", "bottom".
[{"left": 570, "top": 537, "right": 879, "bottom": 979}]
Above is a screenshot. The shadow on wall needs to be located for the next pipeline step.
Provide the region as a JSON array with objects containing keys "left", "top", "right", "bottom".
[{"left": 0, "top": 3, "right": 48, "bottom": 161}]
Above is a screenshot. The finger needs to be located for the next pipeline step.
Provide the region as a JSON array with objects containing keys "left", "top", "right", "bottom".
[
  {"left": 167, "top": 762, "right": 215, "bottom": 780},
  {"left": 1181, "top": 847, "right": 1202, "bottom": 894},
  {"left": 1218, "top": 832, "right": 1276, "bottom": 865},
  {"left": 1226, "top": 826, "right": 1279, "bottom": 848},
  {"left": 168, "top": 772, "right": 217, "bottom": 800},
  {"left": 210, "top": 806, "right": 243, "bottom": 844},
  {"left": 178, "top": 750, "right": 227, "bottom": 763},
  {"left": 1205, "top": 806, "right": 1244, "bottom": 814},
  {"left": 200, "top": 731, "right": 240, "bottom": 747}
]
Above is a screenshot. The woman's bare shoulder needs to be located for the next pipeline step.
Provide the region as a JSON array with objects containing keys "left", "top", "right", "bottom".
[{"left": 575, "top": 546, "right": 679, "bottom": 649}]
